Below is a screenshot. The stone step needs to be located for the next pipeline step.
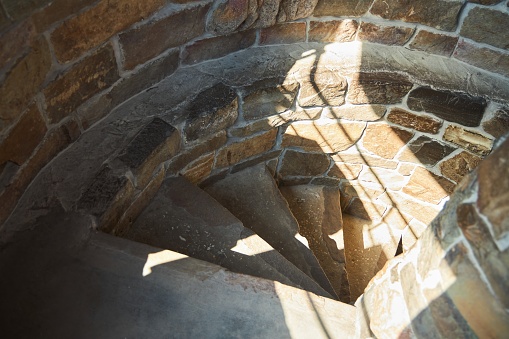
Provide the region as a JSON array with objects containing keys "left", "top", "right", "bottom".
[
  {"left": 0, "top": 209, "right": 357, "bottom": 338},
  {"left": 203, "top": 164, "right": 337, "bottom": 298},
  {"left": 280, "top": 184, "right": 351, "bottom": 303},
  {"left": 123, "top": 176, "right": 332, "bottom": 298}
]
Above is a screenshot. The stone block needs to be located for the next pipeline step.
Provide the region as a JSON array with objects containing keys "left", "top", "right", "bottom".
[
  {"left": 357, "top": 22, "right": 414, "bottom": 45},
  {"left": 398, "top": 163, "right": 415, "bottom": 176},
  {"left": 359, "top": 167, "right": 407, "bottom": 190},
  {"left": 409, "top": 30, "right": 458, "bottom": 57},
  {"left": 332, "top": 152, "right": 398, "bottom": 169},
  {"left": 44, "top": 44, "right": 119, "bottom": 124},
  {"left": 0, "top": 105, "right": 47, "bottom": 167},
  {"left": 231, "top": 150, "right": 281, "bottom": 174},
  {"left": 50, "top": 0, "right": 165, "bottom": 62},
  {"left": 297, "top": 67, "right": 347, "bottom": 107},
  {"left": 398, "top": 136, "right": 456, "bottom": 167},
  {"left": 340, "top": 180, "right": 386, "bottom": 203},
  {"left": 327, "top": 162, "right": 362, "bottom": 180},
  {"left": 119, "top": 4, "right": 210, "bottom": 70},
  {"left": 454, "top": 40, "right": 509, "bottom": 78},
  {"left": 207, "top": 0, "right": 250, "bottom": 35},
  {"left": 279, "top": 150, "right": 330, "bottom": 177},
  {"left": 443, "top": 125, "right": 493, "bottom": 156},
  {"left": 276, "top": 0, "right": 318, "bottom": 23},
  {"left": 308, "top": 19, "right": 358, "bottom": 43},
  {"left": 313, "top": 0, "right": 373, "bottom": 17},
  {"left": 482, "top": 108, "right": 509, "bottom": 139},
  {"left": 347, "top": 72, "right": 413, "bottom": 105},
  {"left": 460, "top": 7, "right": 509, "bottom": 50},
  {"left": 115, "top": 118, "right": 180, "bottom": 189},
  {"left": 344, "top": 197, "right": 387, "bottom": 221},
  {"left": 259, "top": 22, "right": 306, "bottom": 45},
  {"left": 468, "top": 0, "right": 503, "bottom": 3},
  {"left": 387, "top": 191, "right": 441, "bottom": 225},
  {"left": 182, "top": 153, "right": 215, "bottom": 185},
  {"left": 0, "top": 19, "right": 35, "bottom": 71},
  {"left": 439, "top": 151, "right": 481, "bottom": 184},
  {"left": 325, "top": 105, "right": 386, "bottom": 121},
  {"left": 182, "top": 30, "right": 256, "bottom": 65},
  {"left": 387, "top": 108, "right": 442, "bottom": 134},
  {"left": 215, "top": 129, "right": 277, "bottom": 168},
  {"left": 403, "top": 167, "right": 454, "bottom": 204},
  {"left": 32, "top": 0, "right": 96, "bottom": 32},
  {"left": 282, "top": 121, "right": 366, "bottom": 153},
  {"left": 407, "top": 87, "right": 487, "bottom": 127},
  {"left": 2, "top": 0, "right": 52, "bottom": 20},
  {"left": 370, "top": 0, "right": 463, "bottom": 31},
  {"left": 0, "top": 36, "right": 51, "bottom": 133},
  {"left": 362, "top": 123, "right": 414, "bottom": 159}
]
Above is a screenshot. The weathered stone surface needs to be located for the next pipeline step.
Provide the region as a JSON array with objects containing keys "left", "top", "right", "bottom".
[
  {"left": 0, "top": 36, "right": 51, "bottom": 132},
  {"left": 297, "top": 68, "right": 348, "bottom": 107},
  {"left": 182, "top": 30, "right": 256, "bottom": 65},
  {"left": 182, "top": 153, "right": 215, "bottom": 185},
  {"left": 333, "top": 152, "right": 398, "bottom": 169},
  {"left": 387, "top": 108, "right": 442, "bottom": 134},
  {"left": 362, "top": 123, "right": 414, "bottom": 159},
  {"left": 207, "top": 0, "right": 250, "bottom": 35},
  {"left": 387, "top": 191, "right": 441, "bottom": 225},
  {"left": 407, "top": 87, "right": 487, "bottom": 127},
  {"left": 344, "top": 197, "right": 387, "bottom": 221},
  {"left": 409, "top": 30, "right": 459, "bottom": 57},
  {"left": 308, "top": 20, "right": 358, "bottom": 43},
  {"left": 259, "top": 22, "right": 306, "bottom": 45},
  {"left": 340, "top": 180, "right": 386, "bottom": 203},
  {"left": 359, "top": 167, "right": 407, "bottom": 190},
  {"left": 357, "top": 22, "right": 414, "bottom": 45},
  {"left": 347, "top": 72, "right": 413, "bottom": 105},
  {"left": 231, "top": 149, "right": 281, "bottom": 174},
  {"left": 0, "top": 105, "right": 47, "bottom": 167},
  {"left": 242, "top": 78, "right": 298, "bottom": 120},
  {"left": 50, "top": 0, "right": 165, "bottom": 62},
  {"left": 313, "top": 0, "right": 373, "bottom": 16},
  {"left": 183, "top": 84, "right": 238, "bottom": 141},
  {"left": 403, "top": 167, "right": 454, "bottom": 204},
  {"left": 460, "top": 7, "right": 509, "bottom": 50},
  {"left": 443, "top": 125, "right": 493, "bottom": 156},
  {"left": 276, "top": 0, "right": 318, "bottom": 23},
  {"left": 477, "top": 136, "right": 509, "bottom": 244},
  {"left": 398, "top": 163, "right": 415, "bottom": 176},
  {"left": 325, "top": 105, "right": 386, "bottom": 121},
  {"left": 32, "top": 0, "right": 96, "bottom": 32},
  {"left": 282, "top": 121, "right": 366, "bottom": 153},
  {"left": 482, "top": 108, "right": 509, "bottom": 138},
  {"left": 328, "top": 162, "right": 362, "bottom": 180},
  {"left": 119, "top": 5, "right": 209, "bottom": 70},
  {"left": 468, "top": 0, "right": 503, "bottom": 3},
  {"left": 2, "top": 0, "right": 52, "bottom": 20},
  {"left": 279, "top": 150, "right": 330, "bottom": 177},
  {"left": 370, "top": 0, "right": 463, "bottom": 31},
  {"left": 398, "top": 136, "right": 456, "bottom": 166},
  {"left": 454, "top": 40, "right": 509, "bottom": 78},
  {"left": 0, "top": 19, "right": 35, "bottom": 71},
  {"left": 44, "top": 44, "right": 119, "bottom": 124},
  {"left": 215, "top": 129, "right": 277, "bottom": 168},
  {"left": 440, "top": 151, "right": 481, "bottom": 184},
  {"left": 115, "top": 118, "right": 181, "bottom": 188}
]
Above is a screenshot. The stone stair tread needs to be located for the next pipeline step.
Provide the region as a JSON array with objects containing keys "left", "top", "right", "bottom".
[
  {"left": 123, "top": 176, "right": 332, "bottom": 298},
  {"left": 203, "top": 163, "right": 337, "bottom": 298}
]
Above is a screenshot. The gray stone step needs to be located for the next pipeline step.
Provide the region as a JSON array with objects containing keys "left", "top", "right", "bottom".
[
  {"left": 203, "top": 164, "right": 338, "bottom": 298},
  {"left": 123, "top": 176, "right": 332, "bottom": 298},
  {"left": 0, "top": 209, "right": 357, "bottom": 338}
]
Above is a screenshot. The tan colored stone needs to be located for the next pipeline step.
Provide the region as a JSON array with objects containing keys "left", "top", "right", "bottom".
[
  {"left": 340, "top": 180, "right": 385, "bottom": 203},
  {"left": 443, "top": 125, "right": 493, "bottom": 156},
  {"left": 242, "top": 81, "right": 298, "bottom": 120},
  {"left": 215, "top": 129, "right": 277, "bottom": 168},
  {"left": 333, "top": 152, "right": 398, "bottom": 169},
  {"left": 297, "top": 68, "right": 347, "bottom": 107},
  {"left": 279, "top": 150, "right": 330, "bottom": 177},
  {"left": 482, "top": 108, "right": 509, "bottom": 138},
  {"left": 325, "top": 105, "right": 386, "bottom": 121},
  {"left": 387, "top": 191, "right": 441, "bottom": 225},
  {"left": 259, "top": 22, "right": 306, "bottom": 45},
  {"left": 398, "top": 163, "right": 415, "bottom": 176},
  {"left": 206, "top": 0, "right": 250, "bottom": 35},
  {"left": 357, "top": 22, "right": 414, "bottom": 45},
  {"left": 32, "top": 0, "right": 96, "bottom": 32},
  {"left": 402, "top": 167, "right": 454, "bottom": 204},
  {"left": 409, "top": 30, "right": 458, "bottom": 57},
  {"left": 439, "top": 151, "right": 481, "bottom": 184},
  {"left": 359, "top": 167, "right": 407, "bottom": 191},
  {"left": 344, "top": 197, "right": 387, "bottom": 221},
  {"left": 328, "top": 162, "right": 362, "bottom": 180},
  {"left": 383, "top": 207, "right": 412, "bottom": 231},
  {"left": 398, "top": 136, "right": 456, "bottom": 167},
  {"left": 313, "top": 0, "right": 373, "bottom": 17},
  {"left": 308, "top": 19, "right": 358, "bottom": 43},
  {"left": 387, "top": 108, "right": 442, "bottom": 134},
  {"left": 182, "top": 153, "right": 215, "bottom": 185},
  {"left": 362, "top": 123, "right": 414, "bottom": 159},
  {"left": 282, "top": 121, "right": 366, "bottom": 153},
  {"left": 347, "top": 72, "right": 413, "bottom": 105}
]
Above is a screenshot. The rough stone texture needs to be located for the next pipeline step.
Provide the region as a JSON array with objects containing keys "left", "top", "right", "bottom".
[
  {"left": 313, "top": 0, "right": 373, "bottom": 16},
  {"left": 0, "top": 105, "right": 47, "bottom": 167},
  {"left": 115, "top": 118, "right": 181, "bottom": 188},
  {"left": 409, "top": 30, "right": 459, "bottom": 57},
  {"left": 282, "top": 121, "right": 366, "bottom": 153},
  {"left": 276, "top": 0, "right": 318, "bottom": 23},
  {"left": 398, "top": 136, "right": 456, "bottom": 167},
  {"left": 215, "top": 129, "right": 277, "bottom": 168},
  {"left": 182, "top": 153, "right": 215, "bottom": 185},
  {"left": 407, "top": 87, "right": 487, "bottom": 127},
  {"left": 44, "top": 44, "right": 119, "bottom": 124},
  {"left": 231, "top": 150, "right": 281, "bottom": 174},
  {"left": 280, "top": 185, "right": 350, "bottom": 301},
  {"left": 454, "top": 40, "right": 509, "bottom": 78},
  {"left": 297, "top": 68, "right": 348, "bottom": 107},
  {"left": 50, "top": 0, "right": 165, "bottom": 62},
  {"left": 2, "top": 0, "right": 52, "bottom": 20},
  {"left": 0, "top": 19, "right": 35, "bottom": 71},
  {"left": 347, "top": 72, "right": 413, "bottom": 105},
  {"left": 207, "top": 0, "right": 251, "bottom": 35},
  {"left": 333, "top": 152, "right": 398, "bottom": 169},
  {"left": 468, "top": 0, "right": 503, "bottom": 3},
  {"left": 328, "top": 162, "right": 362, "bottom": 180},
  {"left": 403, "top": 166, "right": 454, "bottom": 204},
  {"left": 0, "top": 36, "right": 51, "bottom": 132},
  {"left": 370, "top": 0, "right": 463, "bottom": 31},
  {"left": 279, "top": 150, "right": 330, "bottom": 177},
  {"left": 242, "top": 78, "right": 299, "bottom": 120},
  {"left": 362, "top": 123, "right": 414, "bottom": 159},
  {"left": 357, "top": 22, "right": 414, "bottom": 45},
  {"left": 440, "top": 151, "right": 481, "bottom": 184},
  {"left": 359, "top": 167, "right": 407, "bottom": 191},
  {"left": 460, "top": 7, "right": 509, "bottom": 50},
  {"left": 443, "top": 125, "right": 493, "bottom": 156},
  {"left": 182, "top": 30, "right": 256, "bottom": 65},
  {"left": 119, "top": 4, "right": 210, "bottom": 70},
  {"left": 482, "top": 108, "right": 509, "bottom": 138},
  {"left": 32, "top": 0, "right": 96, "bottom": 32},
  {"left": 387, "top": 191, "right": 441, "bottom": 225},
  {"left": 325, "top": 105, "right": 386, "bottom": 121},
  {"left": 308, "top": 20, "right": 358, "bottom": 43},
  {"left": 259, "top": 22, "right": 306, "bottom": 45},
  {"left": 387, "top": 108, "right": 442, "bottom": 134}
]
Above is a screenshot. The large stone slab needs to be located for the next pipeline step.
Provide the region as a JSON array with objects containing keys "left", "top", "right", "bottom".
[
  {"left": 460, "top": 7, "right": 509, "bottom": 50},
  {"left": 347, "top": 72, "right": 412, "bottom": 105}
]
